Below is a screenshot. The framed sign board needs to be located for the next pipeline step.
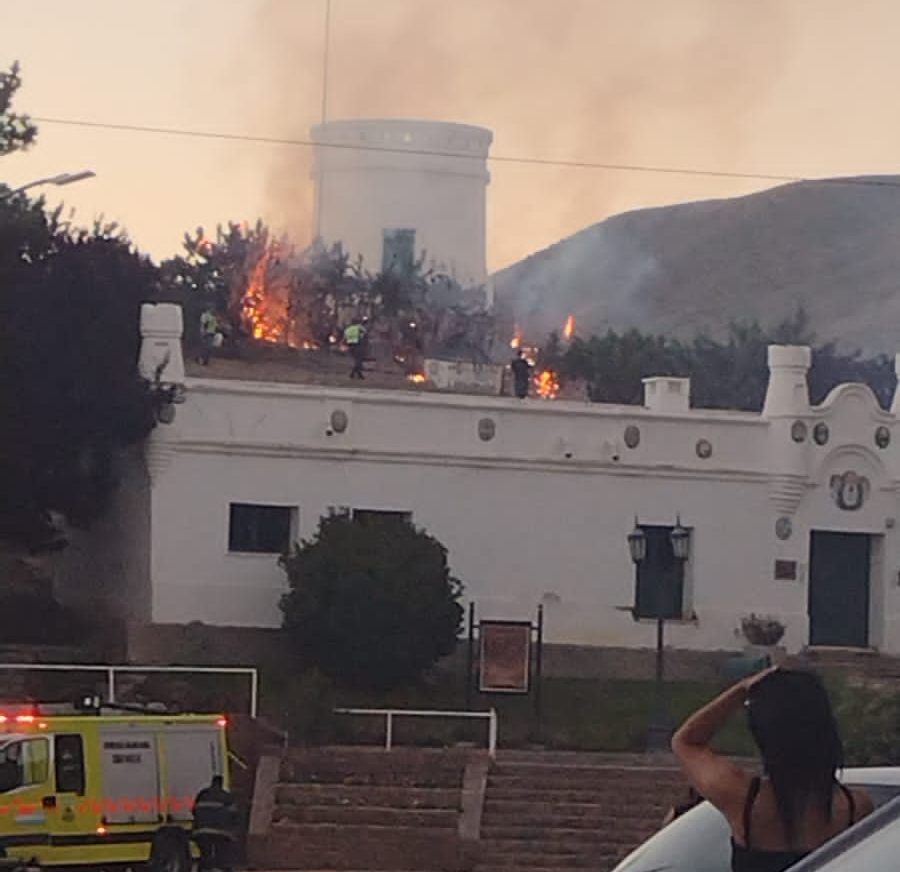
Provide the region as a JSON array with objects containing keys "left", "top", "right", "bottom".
[{"left": 479, "top": 620, "right": 532, "bottom": 693}]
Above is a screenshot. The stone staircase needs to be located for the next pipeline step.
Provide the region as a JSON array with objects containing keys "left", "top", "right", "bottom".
[
  {"left": 247, "top": 747, "right": 687, "bottom": 872},
  {"left": 248, "top": 747, "right": 475, "bottom": 870},
  {"left": 475, "top": 752, "right": 686, "bottom": 872}
]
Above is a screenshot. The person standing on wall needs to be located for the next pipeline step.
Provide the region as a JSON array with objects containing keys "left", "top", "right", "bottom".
[
  {"left": 344, "top": 317, "right": 367, "bottom": 379},
  {"left": 510, "top": 349, "right": 531, "bottom": 399},
  {"left": 192, "top": 774, "right": 238, "bottom": 871}
]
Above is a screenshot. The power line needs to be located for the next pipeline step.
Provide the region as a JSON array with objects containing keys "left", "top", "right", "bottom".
[
  {"left": 33, "top": 115, "right": 801, "bottom": 183},
  {"left": 30, "top": 115, "right": 900, "bottom": 189}
]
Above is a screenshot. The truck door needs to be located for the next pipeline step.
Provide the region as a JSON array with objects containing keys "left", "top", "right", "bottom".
[
  {"left": 98, "top": 732, "right": 160, "bottom": 824},
  {"left": 161, "top": 728, "right": 224, "bottom": 823},
  {"left": 51, "top": 733, "right": 86, "bottom": 837},
  {"left": 0, "top": 736, "right": 53, "bottom": 859}
]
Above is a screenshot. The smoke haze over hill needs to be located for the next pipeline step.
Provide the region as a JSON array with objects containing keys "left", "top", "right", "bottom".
[{"left": 493, "top": 177, "right": 900, "bottom": 354}]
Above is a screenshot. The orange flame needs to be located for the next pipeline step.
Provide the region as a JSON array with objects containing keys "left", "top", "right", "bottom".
[
  {"left": 563, "top": 314, "right": 575, "bottom": 340},
  {"left": 240, "top": 245, "right": 298, "bottom": 345},
  {"left": 407, "top": 373, "right": 427, "bottom": 384},
  {"left": 534, "top": 369, "right": 560, "bottom": 399},
  {"left": 510, "top": 324, "right": 522, "bottom": 350}
]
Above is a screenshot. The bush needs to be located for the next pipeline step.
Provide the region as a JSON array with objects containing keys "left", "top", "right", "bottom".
[
  {"left": 832, "top": 681, "right": 900, "bottom": 765},
  {"left": 279, "top": 510, "right": 464, "bottom": 690}
]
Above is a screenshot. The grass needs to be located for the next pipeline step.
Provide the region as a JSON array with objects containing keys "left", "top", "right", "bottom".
[
  {"left": 259, "top": 661, "right": 900, "bottom": 763},
  {"left": 262, "top": 668, "right": 757, "bottom": 756}
]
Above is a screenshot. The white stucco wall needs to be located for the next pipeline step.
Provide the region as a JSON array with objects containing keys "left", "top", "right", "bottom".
[
  {"left": 141, "top": 350, "right": 900, "bottom": 655},
  {"left": 311, "top": 118, "right": 492, "bottom": 286}
]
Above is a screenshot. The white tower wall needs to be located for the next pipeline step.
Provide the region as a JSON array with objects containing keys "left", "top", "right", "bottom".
[{"left": 312, "top": 118, "right": 492, "bottom": 287}]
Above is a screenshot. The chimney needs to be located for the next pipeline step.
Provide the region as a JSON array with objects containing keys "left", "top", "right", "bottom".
[
  {"left": 763, "top": 345, "right": 811, "bottom": 417},
  {"left": 642, "top": 377, "right": 691, "bottom": 413},
  {"left": 139, "top": 303, "right": 185, "bottom": 386}
]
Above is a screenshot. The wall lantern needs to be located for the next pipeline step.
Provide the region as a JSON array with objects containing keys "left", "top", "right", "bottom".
[
  {"left": 627, "top": 518, "right": 647, "bottom": 564},
  {"left": 670, "top": 515, "right": 691, "bottom": 562}
]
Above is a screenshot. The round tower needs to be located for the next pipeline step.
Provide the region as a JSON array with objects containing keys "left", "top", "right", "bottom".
[{"left": 311, "top": 118, "right": 493, "bottom": 287}]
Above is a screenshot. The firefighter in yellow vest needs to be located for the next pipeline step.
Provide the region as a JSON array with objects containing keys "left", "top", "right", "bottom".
[{"left": 344, "top": 317, "right": 367, "bottom": 379}]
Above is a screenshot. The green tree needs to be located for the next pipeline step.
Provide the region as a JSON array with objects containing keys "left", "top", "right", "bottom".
[
  {"left": 551, "top": 307, "right": 895, "bottom": 411},
  {"left": 280, "top": 510, "right": 464, "bottom": 690},
  {"left": 0, "top": 198, "right": 159, "bottom": 552},
  {"left": 0, "top": 62, "right": 37, "bottom": 156}
]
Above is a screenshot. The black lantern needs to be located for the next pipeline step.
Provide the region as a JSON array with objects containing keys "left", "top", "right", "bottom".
[
  {"left": 627, "top": 519, "right": 647, "bottom": 565},
  {"left": 670, "top": 516, "right": 690, "bottom": 562}
]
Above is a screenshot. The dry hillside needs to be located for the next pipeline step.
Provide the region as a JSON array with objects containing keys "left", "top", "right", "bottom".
[{"left": 493, "top": 176, "right": 900, "bottom": 354}]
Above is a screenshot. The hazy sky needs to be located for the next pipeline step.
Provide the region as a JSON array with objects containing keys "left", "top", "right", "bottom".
[{"left": 4, "top": 0, "right": 900, "bottom": 271}]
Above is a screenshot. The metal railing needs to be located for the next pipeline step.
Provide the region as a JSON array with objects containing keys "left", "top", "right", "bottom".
[
  {"left": 334, "top": 707, "right": 498, "bottom": 757},
  {"left": 0, "top": 663, "right": 259, "bottom": 718}
]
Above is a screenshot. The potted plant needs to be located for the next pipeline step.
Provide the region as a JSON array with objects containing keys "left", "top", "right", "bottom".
[{"left": 741, "top": 613, "right": 786, "bottom": 647}]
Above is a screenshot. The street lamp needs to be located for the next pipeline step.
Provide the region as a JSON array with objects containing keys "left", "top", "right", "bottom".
[
  {"left": 1, "top": 170, "right": 96, "bottom": 200},
  {"left": 628, "top": 515, "right": 691, "bottom": 752}
]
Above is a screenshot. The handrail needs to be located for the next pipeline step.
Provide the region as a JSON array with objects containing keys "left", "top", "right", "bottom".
[
  {"left": 334, "top": 707, "right": 498, "bottom": 757},
  {"left": 0, "top": 663, "right": 259, "bottom": 718}
]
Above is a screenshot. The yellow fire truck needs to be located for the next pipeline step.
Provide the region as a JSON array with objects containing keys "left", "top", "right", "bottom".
[{"left": 0, "top": 700, "right": 230, "bottom": 871}]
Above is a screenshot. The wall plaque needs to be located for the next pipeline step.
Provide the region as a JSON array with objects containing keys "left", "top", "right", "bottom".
[{"left": 774, "top": 560, "right": 798, "bottom": 581}]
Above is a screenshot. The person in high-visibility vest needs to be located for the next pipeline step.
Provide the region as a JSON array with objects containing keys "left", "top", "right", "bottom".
[
  {"left": 344, "top": 317, "right": 367, "bottom": 379},
  {"left": 192, "top": 774, "right": 238, "bottom": 871}
]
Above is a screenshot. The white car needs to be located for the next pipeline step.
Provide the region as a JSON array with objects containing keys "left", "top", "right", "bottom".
[{"left": 611, "top": 767, "right": 900, "bottom": 872}]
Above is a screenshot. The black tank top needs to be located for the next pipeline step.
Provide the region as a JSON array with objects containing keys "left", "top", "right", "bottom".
[{"left": 731, "top": 777, "right": 856, "bottom": 872}]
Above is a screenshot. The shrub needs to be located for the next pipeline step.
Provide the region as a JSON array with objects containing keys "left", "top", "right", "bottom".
[{"left": 279, "top": 510, "right": 464, "bottom": 690}]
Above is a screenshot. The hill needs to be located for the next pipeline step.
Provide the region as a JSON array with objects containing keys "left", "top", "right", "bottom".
[{"left": 492, "top": 176, "right": 900, "bottom": 354}]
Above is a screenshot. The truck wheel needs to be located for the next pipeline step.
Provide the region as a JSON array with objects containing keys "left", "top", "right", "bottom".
[{"left": 148, "top": 831, "right": 191, "bottom": 872}]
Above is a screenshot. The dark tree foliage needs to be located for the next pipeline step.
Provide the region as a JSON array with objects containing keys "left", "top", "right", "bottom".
[
  {"left": 280, "top": 510, "right": 464, "bottom": 690},
  {"left": 0, "top": 62, "right": 37, "bottom": 156},
  {"left": 547, "top": 308, "right": 896, "bottom": 411},
  {"left": 0, "top": 197, "right": 159, "bottom": 552}
]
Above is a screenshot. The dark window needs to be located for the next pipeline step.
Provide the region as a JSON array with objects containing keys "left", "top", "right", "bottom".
[
  {"left": 55, "top": 734, "right": 85, "bottom": 795},
  {"left": 352, "top": 509, "right": 412, "bottom": 528},
  {"left": 382, "top": 228, "right": 416, "bottom": 273},
  {"left": 634, "top": 525, "right": 685, "bottom": 619},
  {"left": 228, "top": 503, "right": 293, "bottom": 553}
]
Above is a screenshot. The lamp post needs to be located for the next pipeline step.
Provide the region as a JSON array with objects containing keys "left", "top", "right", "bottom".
[
  {"left": 1, "top": 170, "right": 96, "bottom": 200},
  {"left": 628, "top": 515, "right": 691, "bottom": 751}
]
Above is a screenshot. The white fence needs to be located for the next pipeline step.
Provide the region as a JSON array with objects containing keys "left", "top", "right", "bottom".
[
  {"left": 0, "top": 663, "right": 259, "bottom": 718},
  {"left": 335, "top": 707, "right": 498, "bottom": 757}
]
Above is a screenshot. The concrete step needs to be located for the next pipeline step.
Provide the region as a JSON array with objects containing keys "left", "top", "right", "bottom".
[
  {"left": 480, "top": 785, "right": 662, "bottom": 803},
  {"left": 251, "top": 822, "right": 469, "bottom": 870},
  {"left": 276, "top": 782, "right": 460, "bottom": 810},
  {"left": 480, "top": 826, "right": 651, "bottom": 846},
  {"left": 273, "top": 804, "right": 458, "bottom": 827}
]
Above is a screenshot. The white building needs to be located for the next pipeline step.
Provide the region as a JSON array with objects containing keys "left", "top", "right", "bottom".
[
  {"left": 311, "top": 118, "right": 493, "bottom": 287},
  {"left": 65, "top": 305, "right": 900, "bottom": 657}
]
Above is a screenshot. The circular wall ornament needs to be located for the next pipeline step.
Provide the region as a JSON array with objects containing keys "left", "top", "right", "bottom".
[
  {"left": 813, "top": 422, "right": 830, "bottom": 446},
  {"left": 696, "top": 439, "right": 713, "bottom": 459},
  {"left": 477, "top": 417, "right": 496, "bottom": 441},
  {"left": 875, "top": 426, "right": 891, "bottom": 449},
  {"left": 791, "top": 421, "right": 808, "bottom": 443},
  {"left": 775, "top": 516, "right": 793, "bottom": 541},
  {"left": 624, "top": 425, "right": 641, "bottom": 449},
  {"left": 330, "top": 409, "right": 349, "bottom": 433}
]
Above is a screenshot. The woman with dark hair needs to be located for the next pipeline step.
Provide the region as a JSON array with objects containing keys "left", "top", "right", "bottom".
[{"left": 672, "top": 667, "right": 873, "bottom": 872}]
